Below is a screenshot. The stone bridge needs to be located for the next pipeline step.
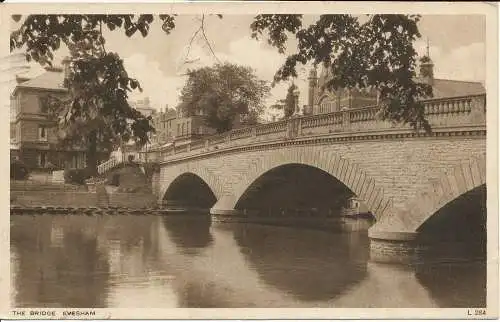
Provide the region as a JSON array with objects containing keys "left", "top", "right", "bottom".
[{"left": 143, "top": 94, "right": 486, "bottom": 262}]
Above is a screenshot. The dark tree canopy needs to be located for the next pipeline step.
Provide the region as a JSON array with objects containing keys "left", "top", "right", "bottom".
[
  {"left": 179, "top": 62, "right": 270, "bottom": 133},
  {"left": 251, "top": 14, "right": 433, "bottom": 132}
]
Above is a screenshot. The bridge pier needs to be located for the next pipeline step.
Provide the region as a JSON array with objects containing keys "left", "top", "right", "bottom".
[
  {"left": 368, "top": 230, "right": 424, "bottom": 264},
  {"left": 209, "top": 194, "right": 245, "bottom": 222}
]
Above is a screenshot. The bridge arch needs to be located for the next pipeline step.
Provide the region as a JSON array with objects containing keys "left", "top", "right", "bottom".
[
  {"left": 369, "top": 154, "right": 487, "bottom": 237},
  {"left": 408, "top": 154, "right": 486, "bottom": 232},
  {"left": 158, "top": 163, "right": 224, "bottom": 208},
  {"left": 211, "top": 148, "right": 392, "bottom": 220}
]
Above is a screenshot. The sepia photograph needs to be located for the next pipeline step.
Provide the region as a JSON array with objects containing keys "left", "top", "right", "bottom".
[{"left": 1, "top": 1, "right": 498, "bottom": 320}]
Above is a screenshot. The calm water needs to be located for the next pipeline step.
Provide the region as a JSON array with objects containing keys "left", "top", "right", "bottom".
[{"left": 10, "top": 214, "right": 486, "bottom": 308}]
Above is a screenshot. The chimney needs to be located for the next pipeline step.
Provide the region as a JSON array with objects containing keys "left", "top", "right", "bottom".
[{"left": 61, "top": 56, "right": 71, "bottom": 88}]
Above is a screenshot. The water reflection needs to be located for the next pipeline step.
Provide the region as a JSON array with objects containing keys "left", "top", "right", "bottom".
[
  {"left": 415, "top": 261, "right": 486, "bottom": 308},
  {"left": 232, "top": 224, "right": 369, "bottom": 302},
  {"left": 10, "top": 214, "right": 487, "bottom": 308},
  {"left": 161, "top": 215, "right": 213, "bottom": 254},
  {"left": 11, "top": 215, "right": 109, "bottom": 308}
]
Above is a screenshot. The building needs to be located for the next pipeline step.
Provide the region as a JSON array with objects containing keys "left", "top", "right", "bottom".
[
  {"left": 10, "top": 58, "right": 108, "bottom": 171},
  {"left": 306, "top": 53, "right": 485, "bottom": 115},
  {"left": 3, "top": 53, "right": 34, "bottom": 161},
  {"left": 307, "top": 66, "right": 379, "bottom": 115},
  {"left": 131, "top": 97, "right": 155, "bottom": 118},
  {"left": 150, "top": 106, "right": 178, "bottom": 146}
]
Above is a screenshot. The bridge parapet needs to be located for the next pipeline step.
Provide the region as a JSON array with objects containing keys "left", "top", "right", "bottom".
[{"left": 147, "top": 94, "right": 486, "bottom": 164}]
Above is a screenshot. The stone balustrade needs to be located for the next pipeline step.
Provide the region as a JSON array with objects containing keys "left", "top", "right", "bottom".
[{"left": 132, "top": 94, "right": 486, "bottom": 166}]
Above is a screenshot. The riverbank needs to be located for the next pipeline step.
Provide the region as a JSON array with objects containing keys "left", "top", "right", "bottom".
[
  {"left": 10, "top": 205, "right": 202, "bottom": 216},
  {"left": 10, "top": 188, "right": 156, "bottom": 209}
]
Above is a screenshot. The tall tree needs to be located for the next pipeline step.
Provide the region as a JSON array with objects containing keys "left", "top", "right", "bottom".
[
  {"left": 179, "top": 62, "right": 271, "bottom": 133},
  {"left": 283, "top": 83, "right": 298, "bottom": 118},
  {"left": 270, "top": 83, "right": 298, "bottom": 119}
]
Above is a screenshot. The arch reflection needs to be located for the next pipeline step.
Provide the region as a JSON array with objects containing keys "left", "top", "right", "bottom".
[
  {"left": 232, "top": 224, "right": 369, "bottom": 302},
  {"left": 161, "top": 215, "right": 213, "bottom": 255}
]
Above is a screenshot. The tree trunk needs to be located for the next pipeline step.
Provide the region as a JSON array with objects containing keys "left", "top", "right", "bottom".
[{"left": 86, "top": 131, "right": 98, "bottom": 177}]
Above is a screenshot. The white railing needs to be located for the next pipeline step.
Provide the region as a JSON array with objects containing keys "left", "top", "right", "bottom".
[{"left": 97, "top": 151, "right": 143, "bottom": 175}]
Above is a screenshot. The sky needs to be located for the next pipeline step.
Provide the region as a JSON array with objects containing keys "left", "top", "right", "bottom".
[{"left": 11, "top": 14, "right": 486, "bottom": 120}]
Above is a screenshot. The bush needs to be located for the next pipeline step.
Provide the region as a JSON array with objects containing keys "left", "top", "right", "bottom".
[
  {"left": 10, "top": 160, "right": 29, "bottom": 180},
  {"left": 64, "top": 168, "right": 89, "bottom": 185}
]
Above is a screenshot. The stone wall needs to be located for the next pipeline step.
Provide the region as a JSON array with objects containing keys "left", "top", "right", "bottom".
[
  {"left": 108, "top": 192, "right": 156, "bottom": 208},
  {"left": 11, "top": 191, "right": 98, "bottom": 208},
  {"left": 156, "top": 132, "right": 486, "bottom": 233},
  {"left": 11, "top": 190, "right": 157, "bottom": 209}
]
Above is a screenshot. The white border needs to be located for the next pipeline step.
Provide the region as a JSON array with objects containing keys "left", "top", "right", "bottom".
[{"left": 0, "top": 2, "right": 498, "bottom": 320}]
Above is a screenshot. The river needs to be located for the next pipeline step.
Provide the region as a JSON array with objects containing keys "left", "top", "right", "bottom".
[{"left": 10, "top": 214, "right": 486, "bottom": 308}]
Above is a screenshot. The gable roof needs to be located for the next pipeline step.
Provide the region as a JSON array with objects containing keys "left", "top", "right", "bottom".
[{"left": 13, "top": 67, "right": 67, "bottom": 95}]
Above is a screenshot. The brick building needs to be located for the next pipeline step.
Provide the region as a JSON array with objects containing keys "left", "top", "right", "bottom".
[{"left": 306, "top": 54, "right": 485, "bottom": 115}]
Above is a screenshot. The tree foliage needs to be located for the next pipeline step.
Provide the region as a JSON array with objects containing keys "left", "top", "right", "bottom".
[
  {"left": 179, "top": 62, "right": 270, "bottom": 133},
  {"left": 284, "top": 83, "right": 298, "bottom": 118},
  {"left": 251, "top": 14, "right": 433, "bottom": 132},
  {"left": 10, "top": 14, "right": 176, "bottom": 174}
]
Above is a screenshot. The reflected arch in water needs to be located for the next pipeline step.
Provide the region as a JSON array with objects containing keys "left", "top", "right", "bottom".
[
  {"left": 415, "top": 184, "right": 486, "bottom": 308},
  {"left": 161, "top": 215, "right": 213, "bottom": 254},
  {"left": 234, "top": 163, "right": 357, "bottom": 216},
  {"left": 232, "top": 224, "right": 370, "bottom": 302},
  {"left": 163, "top": 172, "right": 217, "bottom": 210}
]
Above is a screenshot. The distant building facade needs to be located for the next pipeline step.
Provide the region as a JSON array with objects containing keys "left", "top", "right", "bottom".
[{"left": 306, "top": 54, "right": 485, "bottom": 115}]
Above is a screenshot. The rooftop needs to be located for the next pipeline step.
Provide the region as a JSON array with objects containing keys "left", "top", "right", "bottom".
[
  {"left": 430, "top": 78, "right": 485, "bottom": 99},
  {"left": 13, "top": 67, "right": 66, "bottom": 93}
]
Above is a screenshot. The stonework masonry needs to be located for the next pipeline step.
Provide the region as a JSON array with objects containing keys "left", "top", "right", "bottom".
[{"left": 155, "top": 135, "right": 485, "bottom": 232}]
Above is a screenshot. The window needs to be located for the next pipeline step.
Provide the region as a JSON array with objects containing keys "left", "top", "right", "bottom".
[
  {"left": 39, "top": 97, "right": 50, "bottom": 113},
  {"left": 38, "top": 126, "right": 48, "bottom": 141},
  {"left": 38, "top": 151, "right": 47, "bottom": 167},
  {"left": 198, "top": 126, "right": 203, "bottom": 134},
  {"left": 177, "top": 124, "right": 180, "bottom": 136},
  {"left": 181, "top": 124, "right": 185, "bottom": 136}
]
